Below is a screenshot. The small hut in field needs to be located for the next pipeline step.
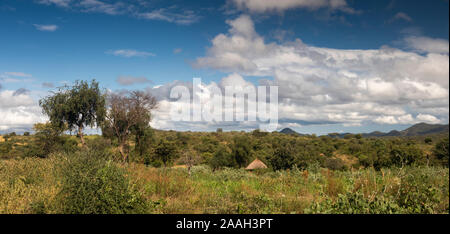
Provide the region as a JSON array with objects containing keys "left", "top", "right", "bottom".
[{"left": 245, "top": 158, "right": 268, "bottom": 170}]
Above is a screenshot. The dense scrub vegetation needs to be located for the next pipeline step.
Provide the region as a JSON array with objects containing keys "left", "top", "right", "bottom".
[{"left": 0, "top": 130, "right": 448, "bottom": 214}]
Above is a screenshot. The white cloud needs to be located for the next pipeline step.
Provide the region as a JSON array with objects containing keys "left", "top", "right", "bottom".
[
  {"left": 391, "top": 12, "right": 413, "bottom": 22},
  {"left": 193, "top": 15, "right": 449, "bottom": 127},
  {"left": 3, "top": 72, "right": 32, "bottom": 77},
  {"left": 0, "top": 90, "right": 45, "bottom": 131},
  {"left": 78, "top": 0, "right": 125, "bottom": 15},
  {"left": 36, "top": 0, "right": 200, "bottom": 25},
  {"left": 230, "top": 0, "right": 358, "bottom": 14},
  {"left": 37, "top": 0, "right": 71, "bottom": 8},
  {"left": 374, "top": 116, "right": 399, "bottom": 125},
  {"left": 0, "top": 72, "right": 34, "bottom": 83},
  {"left": 404, "top": 36, "right": 449, "bottom": 54},
  {"left": 33, "top": 24, "right": 58, "bottom": 32},
  {"left": 373, "top": 114, "right": 439, "bottom": 125},
  {"left": 416, "top": 113, "right": 441, "bottom": 124},
  {"left": 219, "top": 73, "right": 254, "bottom": 88},
  {"left": 137, "top": 9, "right": 200, "bottom": 25},
  {"left": 107, "top": 49, "right": 155, "bottom": 58}
]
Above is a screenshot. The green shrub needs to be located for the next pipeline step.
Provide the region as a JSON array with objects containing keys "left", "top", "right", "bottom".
[
  {"left": 395, "top": 168, "right": 444, "bottom": 213},
  {"left": 323, "top": 158, "right": 347, "bottom": 171},
  {"left": 56, "top": 149, "right": 148, "bottom": 214},
  {"left": 433, "top": 137, "right": 449, "bottom": 166},
  {"left": 209, "top": 145, "right": 234, "bottom": 170},
  {"left": 305, "top": 192, "right": 403, "bottom": 214}
]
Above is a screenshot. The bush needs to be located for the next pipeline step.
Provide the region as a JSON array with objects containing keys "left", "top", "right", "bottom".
[
  {"left": 395, "top": 168, "right": 445, "bottom": 213},
  {"left": 324, "top": 158, "right": 347, "bottom": 171},
  {"left": 56, "top": 149, "right": 148, "bottom": 214},
  {"left": 269, "top": 142, "right": 295, "bottom": 170},
  {"left": 305, "top": 192, "right": 403, "bottom": 214},
  {"left": 154, "top": 139, "right": 178, "bottom": 166},
  {"left": 433, "top": 138, "right": 449, "bottom": 166},
  {"left": 209, "top": 145, "right": 234, "bottom": 170}
]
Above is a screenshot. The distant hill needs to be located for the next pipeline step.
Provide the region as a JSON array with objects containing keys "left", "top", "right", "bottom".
[
  {"left": 334, "top": 123, "right": 449, "bottom": 138},
  {"left": 401, "top": 122, "right": 449, "bottom": 136},
  {"left": 279, "top": 128, "right": 307, "bottom": 136},
  {"left": 278, "top": 123, "right": 448, "bottom": 138},
  {"left": 279, "top": 128, "right": 299, "bottom": 135}
]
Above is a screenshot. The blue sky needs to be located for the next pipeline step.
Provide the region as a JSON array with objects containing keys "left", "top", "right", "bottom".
[{"left": 0, "top": 0, "right": 449, "bottom": 134}]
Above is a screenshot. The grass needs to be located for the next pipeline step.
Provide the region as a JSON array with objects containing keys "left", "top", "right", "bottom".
[{"left": 1, "top": 156, "right": 447, "bottom": 214}]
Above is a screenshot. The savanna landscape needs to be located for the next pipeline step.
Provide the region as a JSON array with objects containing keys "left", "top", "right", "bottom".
[
  {"left": 0, "top": 0, "right": 449, "bottom": 216},
  {"left": 0, "top": 80, "right": 448, "bottom": 214}
]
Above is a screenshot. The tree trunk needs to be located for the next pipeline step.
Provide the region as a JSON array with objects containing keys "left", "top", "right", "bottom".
[
  {"left": 118, "top": 143, "right": 128, "bottom": 163},
  {"left": 78, "top": 125, "right": 86, "bottom": 146}
]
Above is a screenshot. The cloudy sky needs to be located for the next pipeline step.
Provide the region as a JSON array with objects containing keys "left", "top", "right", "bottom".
[{"left": 0, "top": 0, "right": 448, "bottom": 134}]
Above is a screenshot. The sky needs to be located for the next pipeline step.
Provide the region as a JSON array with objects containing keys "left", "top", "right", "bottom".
[{"left": 0, "top": 0, "right": 449, "bottom": 135}]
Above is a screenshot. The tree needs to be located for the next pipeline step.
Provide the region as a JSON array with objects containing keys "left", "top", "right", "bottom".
[
  {"left": 103, "top": 91, "right": 157, "bottom": 162},
  {"left": 39, "top": 80, "right": 106, "bottom": 146},
  {"left": 178, "top": 148, "right": 201, "bottom": 175},
  {"left": 155, "top": 139, "right": 177, "bottom": 166},
  {"left": 209, "top": 145, "right": 233, "bottom": 171},
  {"left": 269, "top": 142, "right": 295, "bottom": 171},
  {"left": 133, "top": 126, "right": 155, "bottom": 158},
  {"left": 231, "top": 136, "right": 252, "bottom": 168},
  {"left": 390, "top": 144, "right": 424, "bottom": 167},
  {"left": 433, "top": 137, "right": 449, "bottom": 166}
]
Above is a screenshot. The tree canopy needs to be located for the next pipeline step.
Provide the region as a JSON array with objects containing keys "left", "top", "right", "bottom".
[{"left": 39, "top": 80, "right": 106, "bottom": 145}]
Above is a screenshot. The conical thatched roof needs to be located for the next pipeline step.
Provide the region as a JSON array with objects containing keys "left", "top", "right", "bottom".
[{"left": 245, "top": 159, "right": 268, "bottom": 170}]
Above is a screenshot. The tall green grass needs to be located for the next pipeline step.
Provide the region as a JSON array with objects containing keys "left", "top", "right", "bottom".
[{"left": 0, "top": 155, "right": 448, "bottom": 214}]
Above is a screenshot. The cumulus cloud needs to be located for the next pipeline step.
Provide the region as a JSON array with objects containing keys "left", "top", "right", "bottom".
[
  {"left": 116, "top": 76, "right": 152, "bottom": 86},
  {"left": 33, "top": 24, "right": 58, "bottom": 32},
  {"left": 146, "top": 76, "right": 273, "bottom": 131},
  {"left": 107, "top": 49, "right": 155, "bottom": 58},
  {"left": 416, "top": 113, "right": 441, "bottom": 124},
  {"left": 404, "top": 36, "right": 449, "bottom": 54},
  {"left": 0, "top": 90, "right": 45, "bottom": 131},
  {"left": 230, "top": 0, "right": 358, "bottom": 14},
  {"left": 193, "top": 15, "right": 449, "bottom": 127}
]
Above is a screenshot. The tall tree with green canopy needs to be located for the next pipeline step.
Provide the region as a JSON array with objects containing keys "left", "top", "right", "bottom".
[
  {"left": 39, "top": 80, "right": 106, "bottom": 146},
  {"left": 232, "top": 136, "right": 252, "bottom": 168}
]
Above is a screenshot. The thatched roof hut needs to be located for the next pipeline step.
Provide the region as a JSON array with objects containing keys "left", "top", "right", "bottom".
[{"left": 245, "top": 159, "right": 268, "bottom": 170}]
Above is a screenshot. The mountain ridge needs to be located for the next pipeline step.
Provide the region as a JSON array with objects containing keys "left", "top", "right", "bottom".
[{"left": 279, "top": 123, "right": 449, "bottom": 137}]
